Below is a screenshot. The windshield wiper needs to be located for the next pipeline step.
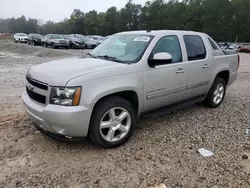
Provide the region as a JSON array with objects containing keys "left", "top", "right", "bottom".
[
  {"left": 96, "top": 55, "right": 127, "bottom": 64},
  {"left": 86, "top": 53, "right": 97, "bottom": 58}
]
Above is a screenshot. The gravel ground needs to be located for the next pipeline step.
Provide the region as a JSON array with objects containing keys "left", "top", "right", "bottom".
[{"left": 1, "top": 43, "right": 250, "bottom": 188}]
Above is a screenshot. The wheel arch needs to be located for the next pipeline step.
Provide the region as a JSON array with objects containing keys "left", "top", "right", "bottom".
[
  {"left": 92, "top": 89, "right": 140, "bottom": 115},
  {"left": 214, "top": 69, "right": 230, "bottom": 85}
]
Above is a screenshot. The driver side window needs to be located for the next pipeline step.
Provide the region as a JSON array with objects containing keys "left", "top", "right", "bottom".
[{"left": 152, "top": 35, "right": 182, "bottom": 63}]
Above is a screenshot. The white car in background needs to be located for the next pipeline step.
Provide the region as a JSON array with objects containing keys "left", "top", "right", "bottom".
[
  {"left": 89, "top": 35, "right": 105, "bottom": 45},
  {"left": 14, "top": 33, "right": 28, "bottom": 43}
]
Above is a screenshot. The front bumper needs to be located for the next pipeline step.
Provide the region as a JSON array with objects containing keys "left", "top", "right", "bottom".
[
  {"left": 86, "top": 44, "right": 97, "bottom": 49},
  {"left": 72, "top": 42, "right": 86, "bottom": 49},
  {"left": 22, "top": 92, "right": 93, "bottom": 137},
  {"left": 20, "top": 38, "right": 27, "bottom": 42},
  {"left": 55, "top": 43, "right": 69, "bottom": 47}
]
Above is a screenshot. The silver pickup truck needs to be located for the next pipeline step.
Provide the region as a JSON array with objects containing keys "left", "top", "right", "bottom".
[{"left": 22, "top": 30, "right": 239, "bottom": 148}]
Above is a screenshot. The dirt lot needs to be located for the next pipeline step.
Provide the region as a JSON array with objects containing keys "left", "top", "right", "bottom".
[{"left": 1, "top": 42, "right": 250, "bottom": 188}]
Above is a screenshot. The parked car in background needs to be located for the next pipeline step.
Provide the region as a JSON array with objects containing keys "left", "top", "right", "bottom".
[
  {"left": 63, "top": 34, "right": 86, "bottom": 49},
  {"left": 42, "top": 34, "right": 69, "bottom": 49},
  {"left": 218, "top": 42, "right": 231, "bottom": 50},
  {"left": 82, "top": 37, "right": 98, "bottom": 49},
  {"left": 90, "top": 35, "right": 105, "bottom": 45},
  {"left": 238, "top": 44, "right": 250, "bottom": 53},
  {"left": 14, "top": 33, "right": 28, "bottom": 43},
  {"left": 22, "top": 30, "right": 239, "bottom": 148},
  {"left": 27, "top": 33, "right": 42, "bottom": 46}
]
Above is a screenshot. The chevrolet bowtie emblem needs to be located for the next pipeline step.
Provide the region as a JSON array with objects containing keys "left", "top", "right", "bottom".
[{"left": 27, "top": 83, "right": 34, "bottom": 91}]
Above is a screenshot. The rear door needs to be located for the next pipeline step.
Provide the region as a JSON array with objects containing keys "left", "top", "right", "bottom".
[{"left": 183, "top": 35, "right": 213, "bottom": 97}]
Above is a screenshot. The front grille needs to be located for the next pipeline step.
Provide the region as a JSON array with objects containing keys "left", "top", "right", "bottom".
[
  {"left": 26, "top": 76, "right": 48, "bottom": 90},
  {"left": 59, "top": 40, "right": 66, "bottom": 43},
  {"left": 26, "top": 87, "right": 46, "bottom": 104}
]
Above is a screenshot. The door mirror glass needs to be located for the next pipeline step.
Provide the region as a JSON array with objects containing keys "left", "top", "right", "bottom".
[{"left": 148, "top": 52, "right": 172, "bottom": 68}]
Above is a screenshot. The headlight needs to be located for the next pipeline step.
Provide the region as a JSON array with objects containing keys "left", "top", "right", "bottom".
[{"left": 50, "top": 87, "right": 81, "bottom": 106}]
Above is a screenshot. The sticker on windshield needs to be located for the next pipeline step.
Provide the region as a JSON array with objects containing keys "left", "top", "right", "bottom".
[{"left": 134, "top": 36, "right": 150, "bottom": 42}]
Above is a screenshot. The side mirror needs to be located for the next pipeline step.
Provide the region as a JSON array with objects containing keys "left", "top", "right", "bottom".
[{"left": 148, "top": 52, "right": 172, "bottom": 68}]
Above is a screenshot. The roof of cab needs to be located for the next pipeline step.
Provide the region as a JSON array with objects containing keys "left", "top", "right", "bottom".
[{"left": 116, "top": 30, "right": 206, "bottom": 36}]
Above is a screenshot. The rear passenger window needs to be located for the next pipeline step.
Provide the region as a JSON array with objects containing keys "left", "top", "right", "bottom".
[
  {"left": 208, "top": 38, "right": 219, "bottom": 50},
  {"left": 184, "top": 35, "right": 206, "bottom": 61}
]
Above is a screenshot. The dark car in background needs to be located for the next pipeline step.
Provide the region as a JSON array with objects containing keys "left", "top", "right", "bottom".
[
  {"left": 42, "top": 34, "right": 69, "bottom": 49},
  {"left": 63, "top": 34, "right": 86, "bottom": 49},
  {"left": 82, "top": 36, "right": 98, "bottom": 49},
  {"left": 27, "top": 33, "right": 42, "bottom": 45}
]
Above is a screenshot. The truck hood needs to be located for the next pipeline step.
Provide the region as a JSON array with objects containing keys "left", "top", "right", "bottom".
[{"left": 28, "top": 57, "right": 122, "bottom": 86}]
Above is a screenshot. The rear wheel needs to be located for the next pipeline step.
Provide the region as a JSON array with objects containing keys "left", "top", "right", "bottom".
[
  {"left": 204, "top": 77, "right": 226, "bottom": 108},
  {"left": 89, "top": 97, "right": 136, "bottom": 148}
]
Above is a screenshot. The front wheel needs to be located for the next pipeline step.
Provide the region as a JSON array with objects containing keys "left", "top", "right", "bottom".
[
  {"left": 89, "top": 97, "right": 136, "bottom": 148},
  {"left": 51, "top": 43, "right": 56, "bottom": 49},
  {"left": 204, "top": 77, "right": 226, "bottom": 108}
]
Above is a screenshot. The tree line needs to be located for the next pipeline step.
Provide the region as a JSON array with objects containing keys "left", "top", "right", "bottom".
[{"left": 0, "top": 0, "right": 250, "bottom": 42}]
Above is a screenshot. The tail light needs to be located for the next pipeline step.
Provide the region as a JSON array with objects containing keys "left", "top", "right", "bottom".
[{"left": 237, "top": 54, "right": 240, "bottom": 71}]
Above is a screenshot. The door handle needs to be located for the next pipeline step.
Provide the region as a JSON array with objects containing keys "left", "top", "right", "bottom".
[
  {"left": 203, "top": 64, "right": 210, "bottom": 69},
  {"left": 176, "top": 68, "right": 185, "bottom": 74}
]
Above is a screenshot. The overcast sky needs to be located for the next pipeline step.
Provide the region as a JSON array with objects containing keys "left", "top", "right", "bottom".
[{"left": 0, "top": 0, "right": 148, "bottom": 22}]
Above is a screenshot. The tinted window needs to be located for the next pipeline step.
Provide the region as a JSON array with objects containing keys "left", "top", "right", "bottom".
[
  {"left": 152, "top": 35, "right": 182, "bottom": 63},
  {"left": 208, "top": 38, "right": 219, "bottom": 50},
  {"left": 184, "top": 35, "right": 206, "bottom": 61}
]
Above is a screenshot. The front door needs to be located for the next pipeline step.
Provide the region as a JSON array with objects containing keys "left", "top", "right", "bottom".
[{"left": 143, "top": 35, "right": 189, "bottom": 112}]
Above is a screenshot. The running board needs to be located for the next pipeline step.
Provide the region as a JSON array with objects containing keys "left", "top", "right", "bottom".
[{"left": 141, "top": 94, "right": 206, "bottom": 119}]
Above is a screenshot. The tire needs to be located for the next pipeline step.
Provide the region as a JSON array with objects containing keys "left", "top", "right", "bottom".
[
  {"left": 69, "top": 43, "right": 73, "bottom": 49},
  {"left": 89, "top": 96, "right": 137, "bottom": 148},
  {"left": 51, "top": 43, "right": 56, "bottom": 49},
  {"left": 204, "top": 77, "right": 226, "bottom": 108}
]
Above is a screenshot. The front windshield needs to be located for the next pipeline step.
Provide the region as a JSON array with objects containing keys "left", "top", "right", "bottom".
[
  {"left": 75, "top": 34, "right": 84, "bottom": 38},
  {"left": 33, "top": 34, "right": 42, "bottom": 38},
  {"left": 82, "top": 37, "right": 92, "bottom": 42},
  {"left": 90, "top": 34, "right": 153, "bottom": 63},
  {"left": 19, "top": 33, "right": 27, "bottom": 36},
  {"left": 51, "top": 34, "right": 63, "bottom": 39}
]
